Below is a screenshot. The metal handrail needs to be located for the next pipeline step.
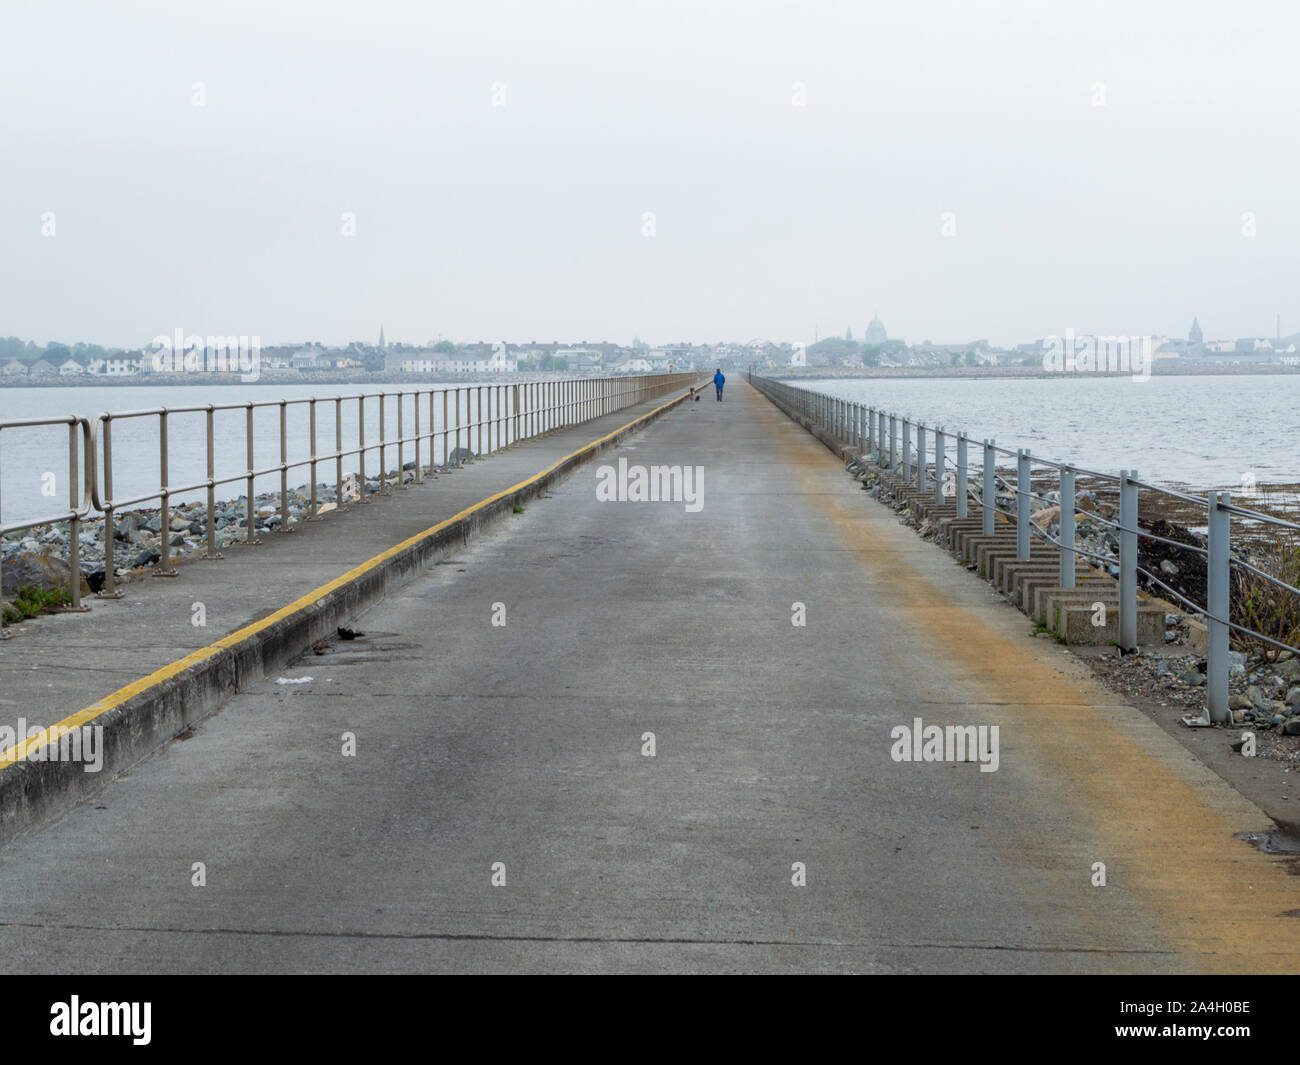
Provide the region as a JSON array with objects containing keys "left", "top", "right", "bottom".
[
  {"left": 748, "top": 370, "right": 1300, "bottom": 726},
  {"left": 2, "top": 372, "right": 701, "bottom": 607},
  {"left": 0, "top": 415, "right": 94, "bottom": 616}
]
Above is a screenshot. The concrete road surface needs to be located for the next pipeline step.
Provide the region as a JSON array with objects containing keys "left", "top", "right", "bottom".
[{"left": 1, "top": 380, "right": 1297, "bottom": 973}]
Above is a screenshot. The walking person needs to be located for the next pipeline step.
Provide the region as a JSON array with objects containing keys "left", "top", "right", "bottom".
[{"left": 713, "top": 367, "right": 725, "bottom": 401}]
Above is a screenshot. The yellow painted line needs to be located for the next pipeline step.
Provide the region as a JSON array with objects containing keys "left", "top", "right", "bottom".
[{"left": 0, "top": 386, "right": 700, "bottom": 773}]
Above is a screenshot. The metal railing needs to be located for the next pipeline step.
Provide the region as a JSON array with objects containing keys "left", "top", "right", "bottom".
[
  {"left": 749, "top": 370, "right": 1300, "bottom": 725},
  {"left": 0, "top": 416, "right": 94, "bottom": 627},
  {"left": 1, "top": 373, "right": 700, "bottom": 612}
]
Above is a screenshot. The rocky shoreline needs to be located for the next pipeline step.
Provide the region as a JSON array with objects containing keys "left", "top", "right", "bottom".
[
  {"left": 854, "top": 457, "right": 1300, "bottom": 765},
  {"left": 2, "top": 453, "right": 472, "bottom": 604}
]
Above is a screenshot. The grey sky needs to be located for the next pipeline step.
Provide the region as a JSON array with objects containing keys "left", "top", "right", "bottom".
[{"left": 2, "top": 0, "right": 1297, "bottom": 349}]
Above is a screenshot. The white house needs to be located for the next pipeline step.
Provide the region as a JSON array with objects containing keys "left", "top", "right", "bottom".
[
  {"left": 611, "top": 357, "right": 654, "bottom": 373},
  {"left": 400, "top": 357, "right": 443, "bottom": 373},
  {"left": 101, "top": 353, "right": 141, "bottom": 376}
]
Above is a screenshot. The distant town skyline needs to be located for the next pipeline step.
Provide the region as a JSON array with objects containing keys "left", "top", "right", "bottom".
[
  {"left": 4, "top": 1, "right": 1298, "bottom": 351},
  {"left": 4, "top": 311, "right": 1295, "bottom": 355}
]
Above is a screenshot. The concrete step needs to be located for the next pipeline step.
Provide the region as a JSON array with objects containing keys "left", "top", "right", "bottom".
[{"left": 1055, "top": 600, "right": 1167, "bottom": 645}]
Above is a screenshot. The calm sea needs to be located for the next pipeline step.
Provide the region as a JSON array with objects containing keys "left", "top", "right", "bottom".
[
  {"left": 0, "top": 381, "right": 506, "bottom": 527},
  {"left": 787, "top": 374, "right": 1300, "bottom": 495}
]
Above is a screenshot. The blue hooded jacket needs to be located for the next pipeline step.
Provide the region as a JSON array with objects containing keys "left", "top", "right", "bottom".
[{"left": 713, "top": 371, "right": 725, "bottom": 387}]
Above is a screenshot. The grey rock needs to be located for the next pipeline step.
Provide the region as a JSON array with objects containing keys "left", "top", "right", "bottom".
[{"left": 2, "top": 552, "right": 91, "bottom": 596}]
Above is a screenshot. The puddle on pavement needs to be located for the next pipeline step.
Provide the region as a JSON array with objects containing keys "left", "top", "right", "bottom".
[{"left": 1237, "top": 827, "right": 1300, "bottom": 874}]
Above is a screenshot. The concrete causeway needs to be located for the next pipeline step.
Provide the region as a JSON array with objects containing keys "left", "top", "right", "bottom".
[{"left": 1, "top": 379, "right": 1298, "bottom": 973}]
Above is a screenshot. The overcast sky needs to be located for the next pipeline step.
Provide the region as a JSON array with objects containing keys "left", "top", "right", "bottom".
[{"left": 2, "top": 0, "right": 1297, "bottom": 349}]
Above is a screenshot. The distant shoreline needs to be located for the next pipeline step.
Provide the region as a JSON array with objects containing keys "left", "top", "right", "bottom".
[
  {"left": 0, "top": 371, "right": 606, "bottom": 389},
  {"left": 1, "top": 363, "right": 1298, "bottom": 388},
  {"left": 769, "top": 364, "right": 1300, "bottom": 382}
]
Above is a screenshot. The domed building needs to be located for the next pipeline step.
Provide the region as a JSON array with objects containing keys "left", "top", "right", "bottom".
[{"left": 864, "top": 314, "right": 887, "bottom": 345}]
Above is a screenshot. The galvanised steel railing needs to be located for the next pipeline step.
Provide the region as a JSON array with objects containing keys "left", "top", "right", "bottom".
[
  {"left": 750, "top": 370, "right": 1300, "bottom": 726},
  {"left": 1, "top": 373, "right": 700, "bottom": 610},
  {"left": 0, "top": 415, "right": 94, "bottom": 627}
]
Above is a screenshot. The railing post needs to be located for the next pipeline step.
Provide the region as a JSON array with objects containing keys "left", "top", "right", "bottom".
[
  {"left": 308, "top": 397, "right": 321, "bottom": 512},
  {"left": 98, "top": 416, "right": 121, "bottom": 598},
  {"left": 396, "top": 392, "right": 406, "bottom": 485},
  {"left": 956, "top": 433, "right": 968, "bottom": 519},
  {"left": 982, "top": 439, "right": 995, "bottom": 537},
  {"left": 901, "top": 420, "right": 911, "bottom": 481},
  {"left": 889, "top": 415, "right": 897, "bottom": 471},
  {"left": 916, "top": 424, "right": 926, "bottom": 491},
  {"left": 205, "top": 405, "right": 223, "bottom": 551},
  {"left": 278, "top": 400, "right": 292, "bottom": 530},
  {"left": 934, "top": 427, "right": 945, "bottom": 505},
  {"left": 334, "top": 398, "right": 343, "bottom": 509},
  {"left": 357, "top": 396, "right": 368, "bottom": 504},
  {"left": 867, "top": 407, "right": 875, "bottom": 455},
  {"left": 1207, "top": 491, "right": 1231, "bottom": 724},
  {"left": 156, "top": 409, "right": 176, "bottom": 575},
  {"left": 413, "top": 392, "right": 422, "bottom": 483},
  {"left": 1119, "top": 468, "right": 1138, "bottom": 652},
  {"left": 1060, "top": 465, "right": 1075, "bottom": 589},
  {"left": 66, "top": 420, "right": 81, "bottom": 608},
  {"left": 1016, "top": 449, "right": 1031, "bottom": 561},
  {"left": 378, "top": 393, "right": 387, "bottom": 492}
]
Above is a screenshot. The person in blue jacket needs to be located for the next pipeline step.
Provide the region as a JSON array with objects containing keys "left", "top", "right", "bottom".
[{"left": 713, "top": 368, "right": 725, "bottom": 401}]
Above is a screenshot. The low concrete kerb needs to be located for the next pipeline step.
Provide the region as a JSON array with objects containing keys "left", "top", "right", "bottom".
[{"left": 0, "top": 384, "right": 704, "bottom": 847}]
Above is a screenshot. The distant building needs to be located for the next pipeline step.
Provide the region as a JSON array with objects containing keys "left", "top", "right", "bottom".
[
  {"left": 291, "top": 350, "right": 326, "bottom": 369},
  {"left": 865, "top": 314, "right": 887, "bottom": 345},
  {"left": 99, "top": 355, "right": 142, "bottom": 376},
  {"left": 396, "top": 351, "right": 517, "bottom": 374},
  {"left": 1189, "top": 317, "right": 1203, "bottom": 346}
]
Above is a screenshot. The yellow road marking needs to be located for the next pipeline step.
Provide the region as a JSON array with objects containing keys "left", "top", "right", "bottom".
[{"left": 0, "top": 387, "right": 698, "bottom": 772}]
